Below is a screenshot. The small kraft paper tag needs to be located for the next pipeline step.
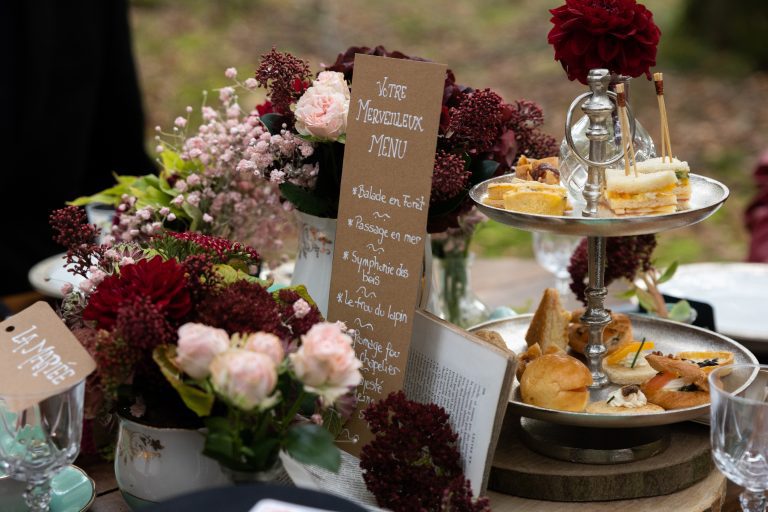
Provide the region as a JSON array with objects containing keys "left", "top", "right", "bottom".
[{"left": 0, "top": 301, "right": 96, "bottom": 412}]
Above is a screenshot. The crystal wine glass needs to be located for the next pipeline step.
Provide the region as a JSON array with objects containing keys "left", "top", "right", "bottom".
[
  {"left": 532, "top": 232, "right": 581, "bottom": 299},
  {"left": 710, "top": 364, "right": 768, "bottom": 512},
  {"left": 0, "top": 381, "right": 85, "bottom": 511}
]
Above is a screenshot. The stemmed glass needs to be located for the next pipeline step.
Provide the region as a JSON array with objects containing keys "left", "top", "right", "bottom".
[
  {"left": 710, "top": 364, "right": 768, "bottom": 512},
  {"left": 532, "top": 232, "right": 581, "bottom": 298},
  {"left": 0, "top": 381, "right": 85, "bottom": 511}
]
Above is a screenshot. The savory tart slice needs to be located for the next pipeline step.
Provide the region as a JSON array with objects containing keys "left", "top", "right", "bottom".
[{"left": 676, "top": 350, "right": 734, "bottom": 374}]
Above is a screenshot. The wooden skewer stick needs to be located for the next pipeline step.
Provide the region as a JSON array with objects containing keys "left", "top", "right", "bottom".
[
  {"left": 654, "top": 72, "right": 673, "bottom": 162},
  {"left": 615, "top": 83, "right": 637, "bottom": 177}
]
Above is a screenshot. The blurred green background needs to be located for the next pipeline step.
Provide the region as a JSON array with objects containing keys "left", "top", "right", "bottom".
[{"left": 129, "top": 0, "right": 768, "bottom": 266}]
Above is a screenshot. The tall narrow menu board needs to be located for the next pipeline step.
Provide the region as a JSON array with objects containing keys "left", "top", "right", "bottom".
[{"left": 327, "top": 54, "right": 446, "bottom": 453}]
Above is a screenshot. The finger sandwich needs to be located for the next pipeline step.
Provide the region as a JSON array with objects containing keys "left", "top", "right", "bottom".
[
  {"left": 633, "top": 157, "right": 691, "bottom": 208},
  {"left": 603, "top": 168, "right": 678, "bottom": 216}
]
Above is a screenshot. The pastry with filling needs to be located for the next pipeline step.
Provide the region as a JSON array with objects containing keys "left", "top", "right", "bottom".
[
  {"left": 484, "top": 179, "right": 569, "bottom": 215},
  {"left": 603, "top": 168, "right": 678, "bottom": 216},
  {"left": 586, "top": 384, "right": 665, "bottom": 414},
  {"left": 520, "top": 352, "right": 592, "bottom": 412},
  {"left": 601, "top": 339, "right": 658, "bottom": 385},
  {"left": 676, "top": 350, "right": 734, "bottom": 374},
  {"left": 641, "top": 352, "right": 710, "bottom": 409},
  {"left": 525, "top": 288, "right": 570, "bottom": 353},
  {"left": 568, "top": 309, "right": 633, "bottom": 355},
  {"left": 515, "top": 155, "right": 560, "bottom": 185}
]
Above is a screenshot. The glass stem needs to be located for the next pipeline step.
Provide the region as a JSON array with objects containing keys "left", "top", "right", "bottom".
[
  {"left": 740, "top": 490, "right": 767, "bottom": 512},
  {"left": 24, "top": 479, "right": 53, "bottom": 512}
]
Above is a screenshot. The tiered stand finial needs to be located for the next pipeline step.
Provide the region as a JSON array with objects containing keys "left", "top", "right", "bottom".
[{"left": 564, "top": 69, "right": 636, "bottom": 388}]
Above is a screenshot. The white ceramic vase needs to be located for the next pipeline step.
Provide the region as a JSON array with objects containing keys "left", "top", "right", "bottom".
[
  {"left": 291, "top": 211, "right": 337, "bottom": 317},
  {"left": 114, "top": 415, "right": 228, "bottom": 510}
]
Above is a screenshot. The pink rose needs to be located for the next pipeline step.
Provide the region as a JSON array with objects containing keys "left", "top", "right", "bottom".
[
  {"left": 244, "top": 332, "right": 285, "bottom": 366},
  {"left": 175, "top": 323, "right": 230, "bottom": 379},
  {"left": 210, "top": 349, "right": 278, "bottom": 410},
  {"left": 290, "top": 322, "right": 362, "bottom": 403},
  {"left": 294, "top": 72, "right": 349, "bottom": 141}
]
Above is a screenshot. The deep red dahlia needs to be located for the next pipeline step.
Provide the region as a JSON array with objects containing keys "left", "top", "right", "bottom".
[
  {"left": 447, "top": 89, "right": 505, "bottom": 153},
  {"left": 548, "top": 0, "right": 661, "bottom": 84},
  {"left": 83, "top": 256, "right": 192, "bottom": 330},
  {"left": 254, "top": 47, "right": 312, "bottom": 116}
]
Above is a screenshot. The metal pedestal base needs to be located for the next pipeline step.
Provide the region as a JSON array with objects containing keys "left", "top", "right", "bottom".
[{"left": 519, "top": 417, "right": 670, "bottom": 464}]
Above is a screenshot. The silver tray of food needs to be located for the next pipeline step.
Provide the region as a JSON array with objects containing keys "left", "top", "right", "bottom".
[
  {"left": 469, "top": 173, "right": 728, "bottom": 237},
  {"left": 470, "top": 312, "right": 757, "bottom": 428}
]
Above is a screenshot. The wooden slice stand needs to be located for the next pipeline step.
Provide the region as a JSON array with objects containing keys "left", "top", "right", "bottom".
[{"left": 488, "top": 410, "right": 724, "bottom": 509}]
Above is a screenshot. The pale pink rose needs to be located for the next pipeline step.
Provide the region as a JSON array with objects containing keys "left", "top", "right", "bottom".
[
  {"left": 210, "top": 349, "right": 278, "bottom": 410},
  {"left": 244, "top": 332, "right": 284, "bottom": 366},
  {"left": 290, "top": 322, "right": 362, "bottom": 403},
  {"left": 60, "top": 282, "right": 74, "bottom": 295},
  {"left": 314, "top": 71, "right": 351, "bottom": 100},
  {"left": 293, "top": 73, "right": 349, "bottom": 141},
  {"left": 175, "top": 323, "right": 230, "bottom": 379}
]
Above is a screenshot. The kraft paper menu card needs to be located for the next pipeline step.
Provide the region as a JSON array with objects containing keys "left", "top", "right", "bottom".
[
  {"left": 327, "top": 53, "right": 446, "bottom": 453},
  {"left": 0, "top": 301, "right": 96, "bottom": 412}
]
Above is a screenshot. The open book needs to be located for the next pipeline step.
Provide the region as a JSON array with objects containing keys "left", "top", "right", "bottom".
[{"left": 283, "top": 309, "right": 516, "bottom": 508}]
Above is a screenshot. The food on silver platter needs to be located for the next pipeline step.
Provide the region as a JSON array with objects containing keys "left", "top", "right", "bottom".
[
  {"left": 601, "top": 339, "right": 658, "bottom": 385},
  {"left": 603, "top": 168, "right": 678, "bottom": 216},
  {"left": 520, "top": 352, "right": 592, "bottom": 412},
  {"left": 514, "top": 155, "right": 560, "bottom": 185},
  {"left": 586, "top": 384, "right": 664, "bottom": 414},
  {"left": 484, "top": 179, "right": 570, "bottom": 216},
  {"left": 641, "top": 352, "right": 710, "bottom": 410},
  {"left": 568, "top": 309, "right": 633, "bottom": 355},
  {"left": 676, "top": 350, "right": 734, "bottom": 375},
  {"left": 525, "top": 288, "right": 570, "bottom": 353}
]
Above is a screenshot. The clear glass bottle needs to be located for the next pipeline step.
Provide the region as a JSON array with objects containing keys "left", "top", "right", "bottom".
[{"left": 560, "top": 75, "right": 656, "bottom": 202}]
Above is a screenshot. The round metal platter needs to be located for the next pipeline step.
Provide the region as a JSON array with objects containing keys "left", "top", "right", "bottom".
[
  {"left": 469, "top": 173, "right": 729, "bottom": 237},
  {"left": 470, "top": 313, "right": 757, "bottom": 428}
]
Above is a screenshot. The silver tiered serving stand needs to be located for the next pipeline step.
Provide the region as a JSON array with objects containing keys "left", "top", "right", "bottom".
[{"left": 469, "top": 68, "right": 756, "bottom": 464}]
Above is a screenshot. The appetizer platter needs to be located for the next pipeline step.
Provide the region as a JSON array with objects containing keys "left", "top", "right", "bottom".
[
  {"left": 471, "top": 307, "right": 757, "bottom": 429},
  {"left": 470, "top": 172, "right": 728, "bottom": 237}
]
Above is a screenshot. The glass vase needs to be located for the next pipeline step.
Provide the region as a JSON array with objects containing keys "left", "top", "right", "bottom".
[
  {"left": 219, "top": 457, "right": 285, "bottom": 485},
  {"left": 559, "top": 74, "right": 656, "bottom": 202},
  {"left": 431, "top": 252, "right": 489, "bottom": 329}
]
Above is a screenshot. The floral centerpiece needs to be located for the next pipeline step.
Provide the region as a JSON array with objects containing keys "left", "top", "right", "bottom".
[
  {"left": 50, "top": 205, "right": 361, "bottom": 474},
  {"left": 249, "top": 45, "right": 557, "bottom": 233}
]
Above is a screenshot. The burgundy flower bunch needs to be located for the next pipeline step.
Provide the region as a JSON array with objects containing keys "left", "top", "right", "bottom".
[
  {"left": 568, "top": 234, "right": 656, "bottom": 303},
  {"left": 50, "top": 206, "right": 324, "bottom": 425},
  {"left": 360, "top": 391, "right": 491, "bottom": 512},
  {"left": 250, "top": 45, "right": 557, "bottom": 232},
  {"left": 548, "top": 0, "right": 662, "bottom": 84}
]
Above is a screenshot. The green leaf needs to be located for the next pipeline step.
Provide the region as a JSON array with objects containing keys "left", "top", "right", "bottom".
[
  {"left": 321, "top": 408, "right": 344, "bottom": 438},
  {"left": 213, "top": 264, "right": 269, "bottom": 286},
  {"left": 284, "top": 424, "right": 340, "bottom": 472},
  {"left": 635, "top": 288, "right": 657, "bottom": 314},
  {"left": 152, "top": 345, "right": 215, "bottom": 417},
  {"left": 279, "top": 182, "right": 335, "bottom": 217},
  {"left": 656, "top": 260, "right": 679, "bottom": 285},
  {"left": 469, "top": 159, "right": 500, "bottom": 185},
  {"left": 615, "top": 288, "right": 638, "bottom": 300},
  {"left": 260, "top": 113, "right": 287, "bottom": 135},
  {"left": 668, "top": 300, "right": 693, "bottom": 322}
]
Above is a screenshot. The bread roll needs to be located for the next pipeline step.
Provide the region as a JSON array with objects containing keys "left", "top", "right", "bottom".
[
  {"left": 520, "top": 353, "right": 592, "bottom": 412},
  {"left": 525, "top": 288, "right": 570, "bottom": 353}
]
